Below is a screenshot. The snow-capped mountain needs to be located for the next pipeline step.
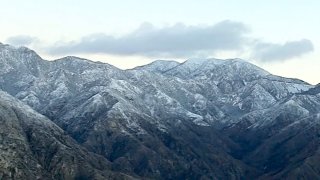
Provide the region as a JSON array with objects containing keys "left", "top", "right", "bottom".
[{"left": 1, "top": 42, "right": 320, "bottom": 179}]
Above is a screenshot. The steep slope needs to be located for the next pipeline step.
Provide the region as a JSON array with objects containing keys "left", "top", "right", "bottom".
[
  {"left": 225, "top": 88, "right": 320, "bottom": 179},
  {"left": 0, "top": 91, "right": 133, "bottom": 180},
  {"left": 250, "top": 115, "right": 320, "bottom": 179}
]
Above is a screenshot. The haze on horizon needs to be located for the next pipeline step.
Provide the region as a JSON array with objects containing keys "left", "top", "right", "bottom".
[{"left": 1, "top": 0, "right": 319, "bottom": 84}]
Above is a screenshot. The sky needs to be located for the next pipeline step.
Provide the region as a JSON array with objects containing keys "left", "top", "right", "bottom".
[{"left": 1, "top": 0, "right": 319, "bottom": 84}]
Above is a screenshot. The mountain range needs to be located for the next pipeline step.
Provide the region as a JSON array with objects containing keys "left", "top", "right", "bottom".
[{"left": 1, "top": 42, "right": 320, "bottom": 179}]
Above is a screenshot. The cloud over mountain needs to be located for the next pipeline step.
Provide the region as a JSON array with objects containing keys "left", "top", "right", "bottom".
[
  {"left": 47, "top": 21, "right": 250, "bottom": 57},
  {"left": 253, "top": 39, "right": 314, "bottom": 62},
  {"left": 6, "top": 21, "right": 314, "bottom": 62}
]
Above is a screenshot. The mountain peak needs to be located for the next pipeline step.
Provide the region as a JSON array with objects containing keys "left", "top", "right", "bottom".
[
  {"left": 0, "top": 43, "right": 44, "bottom": 77},
  {"left": 183, "top": 58, "right": 224, "bottom": 65},
  {"left": 0, "top": 43, "right": 39, "bottom": 57},
  {"left": 135, "top": 58, "right": 271, "bottom": 82},
  {"left": 134, "top": 59, "right": 180, "bottom": 73},
  {"left": 160, "top": 58, "right": 270, "bottom": 80},
  {"left": 55, "top": 56, "right": 116, "bottom": 67}
]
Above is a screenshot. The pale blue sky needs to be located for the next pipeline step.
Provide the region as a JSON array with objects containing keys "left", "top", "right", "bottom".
[{"left": 1, "top": 0, "right": 319, "bottom": 84}]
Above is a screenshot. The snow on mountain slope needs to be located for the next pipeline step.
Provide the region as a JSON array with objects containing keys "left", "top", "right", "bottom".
[
  {"left": 0, "top": 43, "right": 314, "bottom": 128},
  {"left": 0, "top": 90, "right": 134, "bottom": 179},
  {"left": 1, "top": 43, "right": 319, "bottom": 179}
]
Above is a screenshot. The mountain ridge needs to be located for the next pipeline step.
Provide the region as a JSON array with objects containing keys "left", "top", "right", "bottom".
[{"left": 1, "top": 43, "right": 320, "bottom": 179}]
